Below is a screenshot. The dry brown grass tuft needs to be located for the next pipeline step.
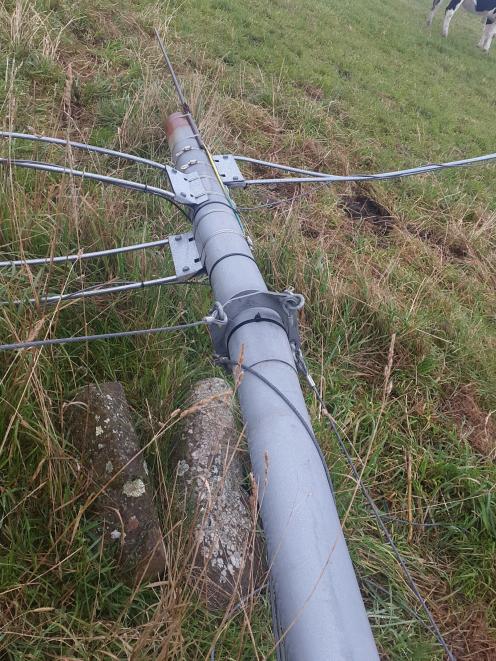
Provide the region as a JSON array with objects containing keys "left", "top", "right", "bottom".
[{"left": 444, "top": 385, "right": 496, "bottom": 459}]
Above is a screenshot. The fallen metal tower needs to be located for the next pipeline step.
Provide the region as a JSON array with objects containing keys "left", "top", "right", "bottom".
[
  {"left": 4, "top": 29, "right": 489, "bottom": 659},
  {"left": 165, "top": 118, "right": 379, "bottom": 659}
]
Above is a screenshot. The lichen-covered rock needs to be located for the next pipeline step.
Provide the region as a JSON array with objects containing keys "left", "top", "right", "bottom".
[
  {"left": 175, "top": 378, "right": 265, "bottom": 611},
  {"left": 65, "top": 382, "right": 166, "bottom": 583}
]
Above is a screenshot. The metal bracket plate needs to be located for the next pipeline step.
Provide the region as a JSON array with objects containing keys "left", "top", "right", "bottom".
[
  {"left": 209, "top": 290, "right": 304, "bottom": 359},
  {"left": 168, "top": 232, "right": 204, "bottom": 280},
  {"left": 166, "top": 165, "right": 209, "bottom": 204},
  {"left": 212, "top": 155, "right": 246, "bottom": 188}
]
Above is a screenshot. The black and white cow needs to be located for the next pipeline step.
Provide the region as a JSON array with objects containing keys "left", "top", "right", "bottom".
[{"left": 428, "top": 0, "right": 496, "bottom": 52}]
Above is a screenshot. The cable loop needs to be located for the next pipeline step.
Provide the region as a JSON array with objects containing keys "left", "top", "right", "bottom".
[
  {"left": 282, "top": 291, "right": 305, "bottom": 313},
  {"left": 204, "top": 301, "right": 228, "bottom": 326}
]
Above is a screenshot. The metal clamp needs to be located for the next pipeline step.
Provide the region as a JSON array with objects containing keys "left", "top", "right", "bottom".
[
  {"left": 209, "top": 290, "right": 304, "bottom": 359},
  {"left": 166, "top": 165, "right": 208, "bottom": 204},
  {"left": 168, "top": 231, "right": 204, "bottom": 279},
  {"left": 175, "top": 145, "right": 192, "bottom": 157},
  {"left": 212, "top": 154, "right": 246, "bottom": 188},
  {"left": 179, "top": 159, "right": 199, "bottom": 171}
]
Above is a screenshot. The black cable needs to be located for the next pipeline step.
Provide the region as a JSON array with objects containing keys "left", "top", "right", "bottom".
[
  {"left": 216, "top": 356, "right": 455, "bottom": 661},
  {"left": 215, "top": 357, "right": 336, "bottom": 500},
  {"left": 166, "top": 197, "right": 191, "bottom": 221},
  {"left": 298, "top": 362, "right": 455, "bottom": 661},
  {"left": 379, "top": 515, "right": 465, "bottom": 530}
]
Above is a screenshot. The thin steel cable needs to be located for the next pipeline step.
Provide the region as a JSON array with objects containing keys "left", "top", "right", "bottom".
[
  {"left": 0, "top": 318, "right": 212, "bottom": 353},
  {"left": 154, "top": 28, "right": 204, "bottom": 149},
  {"left": 0, "top": 238, "right": 170, "bottom": 268},
  {"left": 0, "top": 157, "right": 192, "bottom": 221},
  {"left": 2, "top": 274, "right": 188, "bottom": 306},
  {"left": 0, "top": 131, "right": 168, "bottom": 171},
  {"left": 295, "top": 356, "right": 455, "bottom": 661},
  {"left": 214, "top": 357, "right": 336, "bottom": 499},
  {"left": 216, "top": 356, "right": 454, "bottom": 660},
  {"left": 233, "top": 154, "right": 332, "bottom": 178},
  {"left": 241, "top": 151, "right": 496, "bottom": 186},
  {"left": 238, "top": 190, "right": 314, "bottom": 212},
  {"left": 0, "top": 158, "right": 175, "bottom": 200},
  {"left": 204, "top": 146, "right": 246, "bottom": 233}
]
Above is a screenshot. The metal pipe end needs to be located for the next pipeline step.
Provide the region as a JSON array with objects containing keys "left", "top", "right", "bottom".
[{"left": 166, "top": 112, "right": 190, "bottom": 140}]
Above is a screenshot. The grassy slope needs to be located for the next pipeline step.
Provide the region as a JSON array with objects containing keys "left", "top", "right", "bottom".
[{"left": 1, "top": 0, "right": 495, "bottom": 658}]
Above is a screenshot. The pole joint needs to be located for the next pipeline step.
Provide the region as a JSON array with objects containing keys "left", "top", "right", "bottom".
[{"left": 208, "top": 290, "right": 304, "bottom": 361}]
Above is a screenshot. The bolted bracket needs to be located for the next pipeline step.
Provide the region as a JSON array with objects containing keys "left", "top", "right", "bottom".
[
  {"left": 212, "top": 155, "right": 246, "bottom": 188},
  {"left": 168, "top": 232, "right": 204, "bottom": 280},
  {"left": 209, "top": 290, "right": 304, "bottom": 359},
  {"left": 166, "top": 165, "right": 209, "bottom": 204}
]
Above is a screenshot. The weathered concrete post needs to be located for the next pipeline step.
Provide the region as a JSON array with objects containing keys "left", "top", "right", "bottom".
[
  {"left": 66, "top": 382, "right": 166, "bottom": 582},
  {"left": 174, "top": 377, "right": 264, "bottom": 611},
  {"left": 166, "top": 113, "right": 378, "bottom": 660}
]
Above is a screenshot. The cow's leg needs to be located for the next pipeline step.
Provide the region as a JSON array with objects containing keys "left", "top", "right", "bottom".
[
  {"left": 478, "top": 19, "right": 490, "bottom": 48},
  {"left": 481, "top": 18, "right": 496, "bottom": 52},
  {"left": 427, "top": 0, "right": 444, "bottom": 26},
  {"left": 443, "top": 0, "right": 464, "bottom": 37}
]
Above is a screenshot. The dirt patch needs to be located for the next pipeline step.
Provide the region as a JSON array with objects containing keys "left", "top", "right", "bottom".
[
  {"left": 296, "top": 81, "right": 325, "bottom": 101},
  {"left": 440, "top": 603, "right": 496, "bottom": 660},
  {"left": 339, "top": 193, "right": 470, "bottom": 258},
  {"left": 300, "top": 217, "right": 324, "bottom": 239},
  {"left": 444, "top": 385, "right": 495, "bottom": 458},
  {"left": 339, "top": 191, "right": 396, "bottom": 235},
  {"left": 406, "top": 224, "right": 469, "bottom": 260}
]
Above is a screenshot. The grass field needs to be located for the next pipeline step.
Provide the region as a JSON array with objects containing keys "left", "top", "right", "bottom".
[{"left": 1, "top": 0, "right": 496, "bottom": 658}]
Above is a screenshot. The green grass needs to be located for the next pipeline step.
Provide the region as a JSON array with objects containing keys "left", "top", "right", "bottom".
[{"left": 1, "top": 0, "right": 496, "bottom": 658}]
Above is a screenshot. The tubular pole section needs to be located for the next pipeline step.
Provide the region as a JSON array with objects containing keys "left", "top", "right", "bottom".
[{"left": 166, "top": 112, "right": 379, "bottom": 661}]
